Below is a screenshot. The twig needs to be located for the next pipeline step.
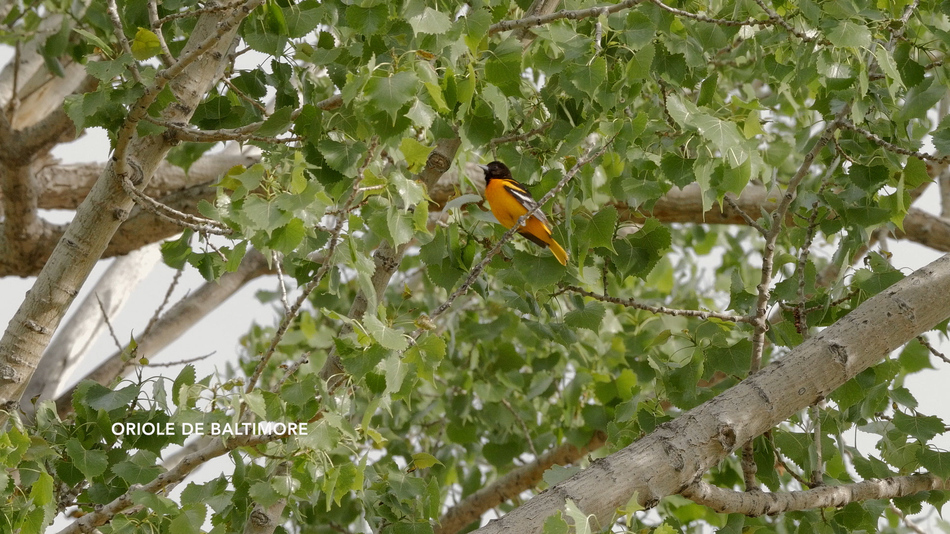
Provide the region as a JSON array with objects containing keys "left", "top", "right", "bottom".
[
  {"left": 560, "top": 285, "right": 755, "bottom": 324},
  {"left": 245, "top": 137, "right": 379, "bottom": 393},
  {"left": 435, "top": 432, "right": 607, "bottom": 534},
  {"left": 723, "top": 194, "right": 767, "bottom": 235},
  {"left": 793, "top": 157, "right": 840, "bottom": 335},
  {"left": 148, "top": 117, "right": 304, "bottom": 144},
  {"left": 750, "top": 110, "right": 846, "bottom": 372},
  {"left": 223, "top": 78, "right": 267, "bottom": 113},
  {"left": 502, "top": 398, "right": 538, "bottom": 457},
  {"left": 650, "top": 0, "right": 772, "bottom": 27},
  {"left": 142, "top": 268, "right": 183, "bottom": 339},
  {"left": 146, "top": 353, "right": 214, "bottom": 367},
  {"left": 742, "top": 109, "right": 847, "bottom": 491},
  {"left": 916, "top": 335, "right": 950, "bottom": 365},
  {"left": 839, "top": 120, "right": 950, "bottom": 165},
  {"left": 118, "top": 173, "right": 233, "bottom": 235},
  {"left": 489, "top": 0, "right": 645, "bottom": 35},
  {"left": 890, "top": 0, "right": 921, "bottom": 44},
  {"left": 113, "top": 0, "right": 263, "bottom": 181},
  {"left": 273, "top": 251, "right": 291, "bottom": 316},
  {"left": 96, "top": 294, "right": 123, "bottom": 352},
  {"left": 58, "top": 434, "right": 278, "bottom": 534},
  {"left": 273, "top": 352, "right": 311, "bottom": 393},
  {"left": 147, "top": 0, "right": 175, "bottom": 67},
  {"left": 810, "top": 404, "right": 823, "bottom": 486},
  {"left": 157, "top": 0, "right": 248, "bottom": 25},
  {"left": 488, "top": 123, "right": 553, "bottom": 148},
  {"left": 751, "top": 0, "right": 829, "bottom": 45},
  {"left": 889, "top": 503, "right": 928, "bottom": 534},
  {"left": 106, "top": 0, "right": 142, "bottom": 83}
]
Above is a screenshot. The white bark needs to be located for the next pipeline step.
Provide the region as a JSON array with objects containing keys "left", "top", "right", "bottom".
[
  {"left": 0, "top": 4, "right": 262, "bottom": 424},
  {"left": 681, "top": 476, "right": 950, "bottom": 516},
  {"left": 471, "top": 253, "right": 950, "bottom": 533},
  {"left": 21, "top": 243, "right": 161, "bottom": 409}
]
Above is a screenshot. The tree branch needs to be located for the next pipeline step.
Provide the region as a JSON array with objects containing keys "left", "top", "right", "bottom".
[
  {"left": 0, "top": 3, "right": 262, "bottom": 423},
  {"left": 681, "top": 475, "right": 949, "bottom": 516},
  {"left": 560, "top": 285, "right": 754, "bottom": 324},
  {"left": 21, "top": 244, "right": 162, "bottom": 416},
  {"left": 55, "top": 248, "right": 271, "bottom": 418},
  {"left": 57, "top": 433, "right": 278, "bottom": 534},
  {"left": 489, "top": 0, "right": 645, "bottom": 36},
  {"left": 436, "top": 431, "right": 607, "bottom": 534},
  {"left": 470, "top": 252, "right": 950, "bottom": 533}
]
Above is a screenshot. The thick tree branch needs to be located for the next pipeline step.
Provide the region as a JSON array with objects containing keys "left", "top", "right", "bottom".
[
  {"left": 54, "top": 248, "right": 271, "bottom": 418},
  {"left": 681, "top": 475, "right": 949, "bottom": 516},
  {"left": 0, "top": 2, "right": 261, "bottom": 424},
  {"left": 22, "top": 244, "right": 162, "bottom": 414},
  {"left": 27, "top": 151, "right": 258, "bottom": 210},
  {"left": 471, "top": 253, "right": 950, "bottom": 533}
]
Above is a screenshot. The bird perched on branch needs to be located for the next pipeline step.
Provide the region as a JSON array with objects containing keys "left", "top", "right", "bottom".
[{"left": 479, "top": 161, "right": 568, "bottom": 266}]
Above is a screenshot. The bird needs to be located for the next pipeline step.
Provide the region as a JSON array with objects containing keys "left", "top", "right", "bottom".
[{"left": 479, "top": 161, "right": 568, "bottom": 266}]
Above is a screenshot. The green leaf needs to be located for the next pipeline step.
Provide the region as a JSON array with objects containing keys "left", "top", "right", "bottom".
[
  {"left": 367, "top": 71, "right": 419, "bottom": 119},
  {"left": 364, "top": 314, "right": 409, "bottom": 351},
  {"left": 587, "top": 205, "right": 618, "bottom": 251},
  {"left": 408, "top": 7, "right": 451, "bottom": 35},
  {"left": 611, "top": 218, "right": 671, "bottom": 280},
  {"left": 268, "top": 218, "right": 306, "bottom": 254},
  {"left": 318, "top": 140, "right": 367, "bottom": 176},
  {"left": 893, "top": 412, "right": 945, "bottom": 443},
  {"left": 161, "top": 230, "right": 193, "bottom": 269},
  {"left": 85, "top": 54, "right": 133, "bottom": 81},
  {"left": 542, "top": 512, "right": 570, "bottom": 534},
  {"left": 572, "top": 57, "right": 607, "bottom": 99},
  {"left": 564, "top": 301, "right": 606, "bottom": 332},
  {"left": 933, "top": 123, "right": 950, "bottom": 155},
  {"left": 666, "top": 94, "right": 749, "bottom": 168},
  {"left": 169, "top": 505, "right": 206, "bottom": 534},
  {"left": 826, "top": 20, "right": 871, "bottom": 49},
  {"left": 705, "top": 339, "right": 752, "bottom": 377},
  {"left": 65, "top": 439, "right": 108, "bottom": 479},
  {"left": 30, "top": 471, "right": 54, "bottom": 505},
  {"left": 626, "top": 43, "right": 655, "bottom": 80},
  {"left": 411, "top": 452, "right": 443, "bottom": 469},
  {"left": 563, "top": 499, "right": 593, "bottom": 534},
  {"left": 130, "top": 28, "right": 162, "bottom": 60},
  {"left": 172, "top": 364, "right": 196, "bottom": 408},
  {"left": 243, "top": 195, "right": 292, "bottom": 233},
  {"left": 113, "top": 458, "right": 163, "bottom": 485},
  {"left": 73, "top": 28, "right": 113, "bottom": 52},
  {"left": 256, "top": 106, "right": 294, "bottom": 137},
  {"left": 485, "top": 39, "right": 523, "bottom": 98},
  {"left": 543, "top": 464, "right": 581, "bottom": 487},
  {"left": 897, "top": 77, "right": 947, "bottom": 122},
  {"left": 399, "top": 137, "right": 431, "bottom": 172},
  {"left": 85, "top": 383, "right": 139, "bottom": 412},
  {"left": 903, "top": 156, "right": 931, "bottom": 189}
]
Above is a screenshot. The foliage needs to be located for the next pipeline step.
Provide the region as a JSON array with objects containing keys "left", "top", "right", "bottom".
[{"left": 2, "top": 0, "right": 950, "bottom": 532}]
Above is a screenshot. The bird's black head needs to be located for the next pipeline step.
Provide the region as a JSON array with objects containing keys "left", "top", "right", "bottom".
[{"left": 479, "top": 161, "right": 511, "bottom": 183}]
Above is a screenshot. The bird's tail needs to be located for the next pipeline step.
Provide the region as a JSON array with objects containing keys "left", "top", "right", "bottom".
[{"left": 548, "top": 239, "right": 568, "bottom": 266}]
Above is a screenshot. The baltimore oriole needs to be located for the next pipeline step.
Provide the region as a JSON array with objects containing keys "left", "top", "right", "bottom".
[{"left": 479, "top": 161, "right": 568, "bottom": 266}]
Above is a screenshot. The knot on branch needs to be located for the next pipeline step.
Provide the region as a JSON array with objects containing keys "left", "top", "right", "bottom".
[
  {"left": 717, "top": 422, "right": 737, "bottom": 452},
  {"left": 424, "top": 151, "right": 452, "bottom": 175}
]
